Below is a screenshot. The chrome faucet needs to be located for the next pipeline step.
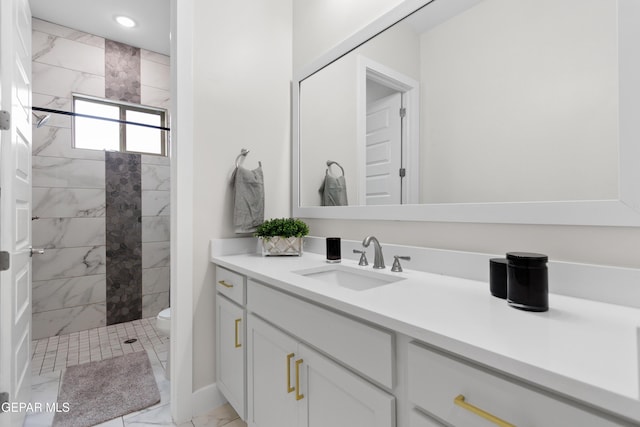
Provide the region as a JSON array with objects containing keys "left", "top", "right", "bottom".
[{"left": 362, "top": 235, "right": 385, "bottom": 269}]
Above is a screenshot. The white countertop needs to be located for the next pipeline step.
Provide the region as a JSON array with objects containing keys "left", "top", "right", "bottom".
[{"left": 211, "top": 251, "right": 640, "bottom": 423}]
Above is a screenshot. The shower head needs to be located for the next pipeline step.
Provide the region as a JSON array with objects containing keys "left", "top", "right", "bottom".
[{"left": 32, "top": 112, "right": 51, "bottom": 128}]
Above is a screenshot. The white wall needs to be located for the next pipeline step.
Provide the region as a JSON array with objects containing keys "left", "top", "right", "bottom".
[
  {"left": 191, "top": 0, "right": 292, "bottom": 391},
  {"left": 293, "top": 0, "right": 640, "bottom": 270}
]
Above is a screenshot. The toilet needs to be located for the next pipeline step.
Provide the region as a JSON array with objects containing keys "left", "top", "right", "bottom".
[
  {"left": 156, "top": 307, "right": 171, "bottom": 378},
  {"left": 156, "top": 307, "right": 171, "bottom": 336}
]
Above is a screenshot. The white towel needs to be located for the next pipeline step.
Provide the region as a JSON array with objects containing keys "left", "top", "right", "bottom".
[{"left": 232, "top": 165, "right": 264, "bottom": 234}]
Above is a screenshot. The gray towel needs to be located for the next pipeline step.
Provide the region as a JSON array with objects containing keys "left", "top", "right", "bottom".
[
  {"left": 232, "top": 165, "right": 264, "bottom": 233},
  {"left": 319, "top": 171, "right": 348, "bottom": 206}
]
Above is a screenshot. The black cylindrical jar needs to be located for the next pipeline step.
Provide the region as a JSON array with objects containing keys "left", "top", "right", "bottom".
[
  {"left": 506, "top": 252, "right": 548, "bottom": 312},
  {"left": 489, "top": 258, "right": 508, "bottom": 299},
  {"left": 326, "top": 237, "right": 341, "bottom": 263}
]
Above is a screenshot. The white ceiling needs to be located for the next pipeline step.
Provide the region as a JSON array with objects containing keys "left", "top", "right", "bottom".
[{"left": 29, "top": 0, "right": 170, "bottom": 55}]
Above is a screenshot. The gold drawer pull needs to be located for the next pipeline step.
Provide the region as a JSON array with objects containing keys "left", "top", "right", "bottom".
[
  {"left": 295, "top": 359, "right": 304, "bottom": 401},
  {"left": 234, "top": 318, "right": 242, "bottom": 348},
  {"left": 286, "top": 353, "right": 295, "bottom": 393},
  {"left": 454, "top": 395, "right": 516, "bottom": 427},
  {"left": 218, "top": 280, "right": 233, "bottom": 288}
]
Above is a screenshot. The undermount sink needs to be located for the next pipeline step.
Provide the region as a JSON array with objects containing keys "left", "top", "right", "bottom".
[{"left": 294, "top": 264, "right": 404, "bottom": 291}]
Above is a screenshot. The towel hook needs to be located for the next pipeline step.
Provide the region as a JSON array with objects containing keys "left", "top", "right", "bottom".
[
  {"left": 326, "top": 160, "right": 345, "bottom": 177},
  {"left": 235, "top": 149, "right": 250, "bottom": 168},
  {"left": 235, "top": 148, "right": 261, "bottom": 169}
]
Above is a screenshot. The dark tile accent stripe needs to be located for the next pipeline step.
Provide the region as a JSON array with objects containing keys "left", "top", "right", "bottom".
[
  {"left": 105, "top": 40, "right": 141, "bottom": 103},
  {"left": 106, "top": 152, "right": 142, "bottom": 325}
]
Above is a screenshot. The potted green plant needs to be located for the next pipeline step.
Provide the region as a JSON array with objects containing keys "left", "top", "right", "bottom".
[{"left": 254, "top": 218, "right": 309, "bottom": 256}]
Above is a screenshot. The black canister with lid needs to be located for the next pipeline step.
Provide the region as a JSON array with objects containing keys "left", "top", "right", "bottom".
[
  {"left": 326, "top": 237, "right": 341, "bottom": 263},
  {"left": 506, "top": 252, "right": 548, "bottom": 312},
  {"left": 489, "top": 258, "right": 508, "bottom": 299}
]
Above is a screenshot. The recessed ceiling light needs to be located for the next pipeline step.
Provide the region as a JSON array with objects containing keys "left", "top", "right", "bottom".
[{"left": 115, "top": 16, "right": 136, "bottom": 28}]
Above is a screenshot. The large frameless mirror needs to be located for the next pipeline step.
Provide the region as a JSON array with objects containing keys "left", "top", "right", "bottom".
[{"left": 293, "top": 0, "right": 640, "bottom": 226}]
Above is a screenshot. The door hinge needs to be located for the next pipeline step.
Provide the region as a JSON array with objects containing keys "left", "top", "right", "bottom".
[
  {"left": 0, "top": 110, "right": 10, "bottom": 131},
  {"left": 0, "top": 392, "right": 8, "bottom": 412},
  {"left": 399, "top": 107, "right": 406, "bottom": 118},
  {"left": 399, "top": 168, "right": 406, "bottom": 178},
  {"left": 0, "top": 251, "right": 9, "bottom": 271}
]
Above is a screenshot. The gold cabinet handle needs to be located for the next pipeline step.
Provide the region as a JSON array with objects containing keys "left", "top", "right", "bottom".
[
  {"left": 218, "top": 280, "right": 233, "bottom": 288},
  {"left": 234, "top": 318, "right": 242, "bottom": 348},
  {"left": 286, "top": 353, "right": 295, "bottom": 393},
  {"left": 454, "top": 395, "right": 516, "bottom": 427},
  {"left": 295, "top": 359, "right": 304, "bottom": 401}
]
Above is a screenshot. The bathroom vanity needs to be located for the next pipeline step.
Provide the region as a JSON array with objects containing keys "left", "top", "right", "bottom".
[
  {"left": 209, "top": 1, "right": 640, "bottom": 425},
  {"left": 211, "top": 238, "right": 640, "bottom": 427}
]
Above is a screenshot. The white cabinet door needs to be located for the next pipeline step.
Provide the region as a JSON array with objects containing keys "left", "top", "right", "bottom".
[
  {"left": 298, "top": 343, "right": 395, "bottom": 427},
  {"left": 247, "top": 279, "right": 394, "bottom": 388},
  {"left": 216, "top": 295, "right": 246, "bottom": 419},
  {"left": 247, "top": 315, "right": 298, "bottom": 427}
]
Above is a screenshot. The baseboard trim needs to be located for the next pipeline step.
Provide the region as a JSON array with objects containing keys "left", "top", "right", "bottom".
[{"left": 191, "top": 383, "right": 227, "bottom": 418}]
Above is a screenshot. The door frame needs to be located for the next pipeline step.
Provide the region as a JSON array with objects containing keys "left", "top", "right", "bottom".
[
  {"left": 357, "top": 55, "right": 420, "bottom": 205},
  {"left": 0, "top": 1, "right": 195, "bottom": 424},
  {"left": 170, "top": 0, "right": 195, "bottom": 423}
]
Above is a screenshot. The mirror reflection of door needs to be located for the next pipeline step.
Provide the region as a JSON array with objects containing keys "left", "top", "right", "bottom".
[
  {"left": 366, "top": 88, "right": 403, "bottom": 205},
  {"left": 363, "top": 60, "right": 419, "bottom": 206}
]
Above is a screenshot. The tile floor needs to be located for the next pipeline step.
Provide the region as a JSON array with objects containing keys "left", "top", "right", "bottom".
[{"left": 26, "top": 317, "right": 247, "bottom": 427}]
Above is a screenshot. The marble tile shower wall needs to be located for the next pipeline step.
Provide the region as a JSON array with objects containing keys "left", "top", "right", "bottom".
[
  {"left": 31, "top": 18, "right": 171, "bottom": 339},
  {"left": 140, "top": 155, "right": 170, "bottom": 319}
]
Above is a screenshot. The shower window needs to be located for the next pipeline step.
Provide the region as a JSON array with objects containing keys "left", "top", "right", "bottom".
[{"left": 72, "top": 95, "right": 168, "bottom": 156}]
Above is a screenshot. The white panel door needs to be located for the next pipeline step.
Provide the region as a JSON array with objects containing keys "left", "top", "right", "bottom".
[
  {"left": 297, "top": 343, "right": 396, "bottom": 427},
  {"left": 0, "top": 0, "right": 33, "bottom": 425},
  {"left": 247, "top": 314, "right": 298, "bottom": 427},
  {"left": 216, "top": 294, "right": 246, "bottom": 420},
  {"left": 366, "top": 92, "right": 402, "bottom": 205}
]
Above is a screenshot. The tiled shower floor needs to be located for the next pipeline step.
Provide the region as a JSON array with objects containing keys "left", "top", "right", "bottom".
[
  {"left": 31, "top": 318, "right": 166, "bottom": 376},
  {"left": 27, "top": 318, "right": 246, "bottom": 427}
]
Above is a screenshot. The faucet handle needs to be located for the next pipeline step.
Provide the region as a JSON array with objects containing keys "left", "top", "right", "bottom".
[
  {"left": 353, "top": 249, "right": 368, "bottom": 266},
  {"left": 391, "top": 255, "right": 411, "bottom": 272}
]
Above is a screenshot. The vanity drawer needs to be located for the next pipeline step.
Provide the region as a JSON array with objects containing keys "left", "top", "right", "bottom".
[
  {"left": 409, "top": 409, "right": 445, "bottom": 427},
  {"left": 215, "top": 266, "right": 245, "bottom": 305},
  {"left": 407, "top": 342, "right": 623, "bottom": 427},
  {"left": 247, "top": 279, "right": 394, "bottom": 389}
]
